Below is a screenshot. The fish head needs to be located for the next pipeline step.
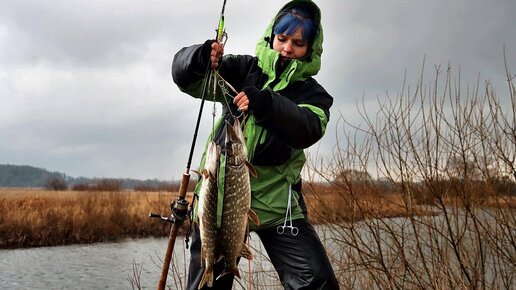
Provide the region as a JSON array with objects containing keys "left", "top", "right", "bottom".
[
  {"left": 225, "top": 119, "right": 248, "bottom": 163},
  {"left": 226, "top": 119, "right": 244, "bottom": 144},
  {"left": 204, "top": 141, "right": 220, "bottom": 178}
]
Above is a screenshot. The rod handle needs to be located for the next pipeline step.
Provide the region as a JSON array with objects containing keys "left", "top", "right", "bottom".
[{"left": 177, "top": 172, "right": 191, "bottom": 199}]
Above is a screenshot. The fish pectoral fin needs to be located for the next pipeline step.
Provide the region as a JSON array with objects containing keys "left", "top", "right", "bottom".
[
  {"left": 248, "top": 209, "right": 260, "bottom": 225},
  {"left": 241, "top": 243, "right": 253, "bottom": 260},
  {"left": 191, "top": 169, "right": 202, "bottom": 177},
  {"left": 245, "top": 161, "right": 257, "bottom": 178},
  {"left": 201, "top": 168, "right": 212, "bottom": 179},
  {"left": 195, "top": 168, "right": 215, "bottom": 179}
]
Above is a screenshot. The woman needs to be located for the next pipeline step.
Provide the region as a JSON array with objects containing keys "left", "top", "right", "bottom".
[{"left": 172, "top": 1, "right": 339, "bottom": 289}]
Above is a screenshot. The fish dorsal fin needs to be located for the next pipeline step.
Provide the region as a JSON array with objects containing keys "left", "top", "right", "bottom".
[
  {"left": 245, "top": 161, "right": 257, "bottom": 178},
  {"left": 248, "top": 209, "right": 260, "bottom": 225}
]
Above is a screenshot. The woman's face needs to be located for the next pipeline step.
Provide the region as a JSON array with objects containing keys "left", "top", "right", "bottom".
[{"left": 272, "top": 27, "right": 308, "bottom": 63}]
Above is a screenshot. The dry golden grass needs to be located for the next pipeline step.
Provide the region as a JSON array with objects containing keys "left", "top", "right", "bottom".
[
  {"left": 0, "top": 188, "right": 193, "bottom": 249},
  {"left": 303, "top": 182, "right": 437, "bottom": 224},
  {"left": 1, "top": 186, "right": 513, "bottom": 249},
  {"left": 1, "top": 185, "right": 419, "bottom": 249}
]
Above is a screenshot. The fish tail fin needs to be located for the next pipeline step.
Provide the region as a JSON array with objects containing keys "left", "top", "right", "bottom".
[
  {"left": 198, "top": 267, "right": 214, "bottom": 289},
  {"left": 217, "top": 264, "right": 241, "bottom": 280}
]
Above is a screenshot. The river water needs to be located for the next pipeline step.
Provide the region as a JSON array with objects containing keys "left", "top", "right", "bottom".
[
  {"left": 0, "top": 233, "right": 281, "bottom": 289},
  {"left": 0, "top": 237, "right": 172, "bottom": 289},
  {"left": 1, "top": 214, "right": 513, "bottom": 289}
]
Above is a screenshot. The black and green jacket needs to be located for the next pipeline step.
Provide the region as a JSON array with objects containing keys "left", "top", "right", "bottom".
[{"left": 172, "top": 0, "right": 332, "bottom": 230}]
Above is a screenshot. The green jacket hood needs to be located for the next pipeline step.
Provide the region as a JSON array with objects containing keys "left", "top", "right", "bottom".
[{"left": 255, "top": 0, "right": 324, "bottom": 89}]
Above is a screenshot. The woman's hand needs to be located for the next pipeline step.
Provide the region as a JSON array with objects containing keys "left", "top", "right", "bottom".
[
  {"left": 210, "top": 42, "right": 224, "bottom": 69},
  {"left": 234, "top": 91, "right": 249, "bottom": 112},
  {"left": 235, "top": 87, "right": 272, "bottom": 113}
]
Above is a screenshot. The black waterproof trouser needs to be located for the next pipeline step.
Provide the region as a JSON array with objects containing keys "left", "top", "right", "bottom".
[{"left": 187, "top": 218, "right": 340, "bottom": 290}]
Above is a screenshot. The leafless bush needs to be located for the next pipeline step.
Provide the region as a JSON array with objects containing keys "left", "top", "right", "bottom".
[
  {"left": 44, "top": 177, "right": 68, "bottom": 191},
  {"left": 72, "top": 178, "right": 123, "bottom": 192},
  {"left": 128, "top": 259, "right": 143, "bottom": 290},
  {"left": 133, "top": 180, "right": 197, "bottom": 192},
  {"left": 308, "top": 53, "right": 515, "bottom": 289},
  {"left": 96, "top": 178, "right": 123, "bottom": 192},
  {"left": 133, "top": 54, "right": 515, "bottom": 289},
  {"left": 71, "top": 183, "right": 91, "bottom": 191}
]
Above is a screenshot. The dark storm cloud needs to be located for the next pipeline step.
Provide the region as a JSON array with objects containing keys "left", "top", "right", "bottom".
[{"left": 0, "top": 0, "right": 514, "bottom": 179}]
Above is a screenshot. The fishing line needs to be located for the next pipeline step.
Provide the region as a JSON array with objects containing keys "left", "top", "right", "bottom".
[
  {"left": 214, "top": 71, "right": 244, "bottom": 120},
  {"left": 210, "top": 74, "right": 217, "bottom": 140}
]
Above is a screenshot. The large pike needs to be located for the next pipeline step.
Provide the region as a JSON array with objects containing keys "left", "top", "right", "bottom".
[
  {"left": 218, "top": 118, "right": 259, "bottom": 278},
  {"left": 197, "top": 141, "right": 221, "bottom": 288}
]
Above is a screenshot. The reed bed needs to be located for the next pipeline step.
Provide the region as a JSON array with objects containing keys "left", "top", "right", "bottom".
[
  {"left": 0, "top": 188, "right": 190, "bottom": 248},
  {"left": 303, "top": 182, "right": 437, "bottom": 224},
  {"left": 0, "top": 186, "right": 415, "bottom": 249}
]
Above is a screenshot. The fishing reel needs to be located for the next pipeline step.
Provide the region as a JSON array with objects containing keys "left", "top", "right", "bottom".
[{"left": 149, "top": 197, "right": 191, "bottom": 224}]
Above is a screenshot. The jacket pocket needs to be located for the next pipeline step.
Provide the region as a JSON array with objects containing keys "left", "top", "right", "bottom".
[{"left": 252, "top": 128, "right": 293, "bottom": 166}]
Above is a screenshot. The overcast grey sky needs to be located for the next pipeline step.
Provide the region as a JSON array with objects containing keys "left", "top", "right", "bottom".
[{"left": 1, "top": 0, "right": 514, "bottom": 180}]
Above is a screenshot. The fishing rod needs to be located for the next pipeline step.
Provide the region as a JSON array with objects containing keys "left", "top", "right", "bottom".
[{"left": 149, "top": 1, "right": 228, "bottom": 289}]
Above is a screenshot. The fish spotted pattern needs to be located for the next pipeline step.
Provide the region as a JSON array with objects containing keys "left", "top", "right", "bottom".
[
  {"left": 217, "top": 118, "right": 259, "bottom": 278},
  {"left": 197, "top": 141, "right": 221, "bottom": 288}
]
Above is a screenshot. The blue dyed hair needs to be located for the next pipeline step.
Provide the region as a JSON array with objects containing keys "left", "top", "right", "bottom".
[{"left": 273, "top": 7, "right": 317, "bottom": 45}]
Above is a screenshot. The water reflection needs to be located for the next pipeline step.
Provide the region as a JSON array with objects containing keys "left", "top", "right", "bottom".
[
  {"left": 0, "top": 233, "right": 278, "bottom": 289},
  {"left": 0, "top": 237, "right": 185, "bottom": 289}
]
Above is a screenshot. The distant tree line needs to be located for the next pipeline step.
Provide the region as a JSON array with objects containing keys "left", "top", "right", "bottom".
[
  {"left": 0, "top": 164, "right": 69, "bottom": 188},
  {"left": 0, "top": 164, "right": 192, "bottom": 191}
]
